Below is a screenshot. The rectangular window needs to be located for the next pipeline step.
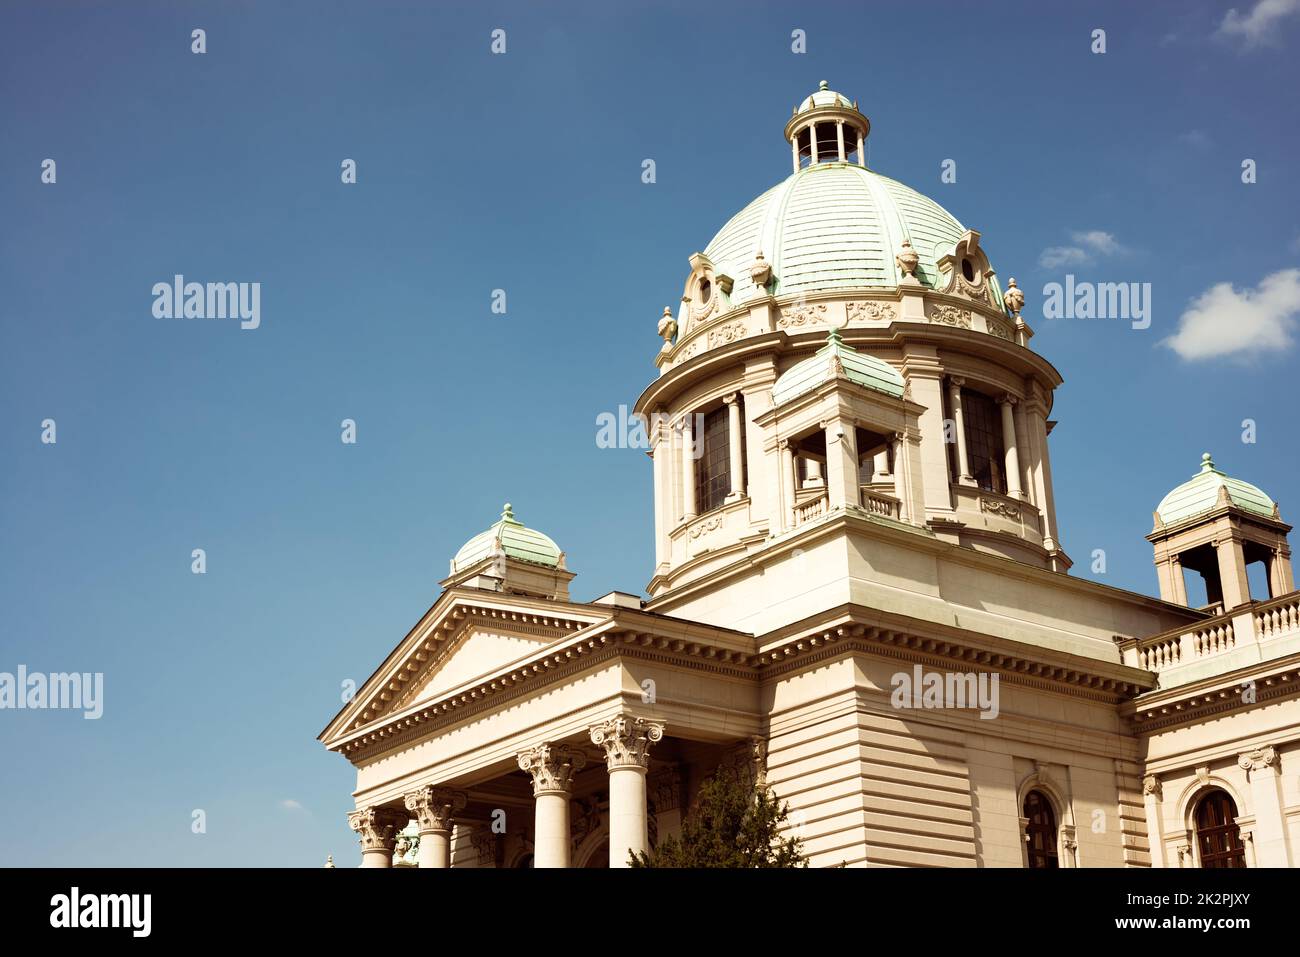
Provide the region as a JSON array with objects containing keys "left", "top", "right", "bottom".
[
  {"left": 695, "top": 406, "right": 731, "bottom": 515},
  {"left": 961, "top": 388, "right": 1005, "bottom": 494}
]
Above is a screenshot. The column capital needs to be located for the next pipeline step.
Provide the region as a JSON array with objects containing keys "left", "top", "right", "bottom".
[
  {"left": 518, "top": 743, "right": 587, "bottom": 796},
  {"left": 589, "top": 715, "right": 665, "bottom": 771},
  {"left": 1238, "top": 744, "right": 1280, "bottom": 776},
  {"left": 948, "top": 376, "right": 965, "bottom": 390},
  {"left": 1000, "top": 392, "right": 1018, "bottom": 407},
  {"left": 722, "top": 391, "right": 739, "bottom": 405},
  {"left": 347, "top": 806, "right": 407, "bottom": 852},
  {"left": 403, "top": 786, "right": 467, "bottom": 833}
]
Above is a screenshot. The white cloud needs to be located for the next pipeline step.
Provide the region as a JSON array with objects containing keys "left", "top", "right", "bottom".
[
  {"left": 280, "top": 799, "right": 304, "bottom": 811},
  {"left": 1038, "top": 230, "right": 1126, "bottom": 269},
  {"left": 1163, "top": 268, "right": 1300, "bottom": 360},
  {"left": 1217, "top": 0, "right": 1300, "bottom": 48}
]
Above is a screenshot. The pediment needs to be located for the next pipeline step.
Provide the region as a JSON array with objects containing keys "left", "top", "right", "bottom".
[{"left": 319, "top": 589, "right": 609, "bottom": 746}]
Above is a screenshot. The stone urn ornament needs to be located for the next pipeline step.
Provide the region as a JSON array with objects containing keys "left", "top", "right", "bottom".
[
  {"left": 657, "top": 306, "right": 677, "bottom": 350},
  {"left": 1003, "top": 277, "right": 1025, "bottom": 317},
  {"left": 895, "top": 239, "right": 920, "bottom": 281},
  {"left": 749, "top": 250, "right": 772, "bottom": 290}
]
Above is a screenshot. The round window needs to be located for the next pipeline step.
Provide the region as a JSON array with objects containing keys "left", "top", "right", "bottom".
[
  {"left": 698, "top": 278, "right": 712, "bottom": 303},
  {"left": 961, "top": 258, "right": 976, "bottom": 282}
]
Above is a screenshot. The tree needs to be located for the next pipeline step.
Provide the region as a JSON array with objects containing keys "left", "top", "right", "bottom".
[{"left": 630, "top": 765, "right": 807, "bottom": 868}]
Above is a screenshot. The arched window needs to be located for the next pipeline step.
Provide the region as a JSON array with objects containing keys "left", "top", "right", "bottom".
[
  {"left": 695, "top": 405, "right": 732, "bottom": 514},
  {"left": 1194, "top": 790, "right": 1245, "bottom": 868},
  {"left": 1023, "top": 790, "right": 1059, "bottom": 869}
]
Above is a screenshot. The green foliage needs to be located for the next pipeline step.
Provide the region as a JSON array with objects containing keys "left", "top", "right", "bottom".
[{"left": 630, "top": 766, "right": 807, "bottom": 868}]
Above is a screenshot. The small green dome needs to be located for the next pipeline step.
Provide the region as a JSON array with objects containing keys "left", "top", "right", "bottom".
[
  {"left": 772, "top": 327, "right": 904, "bottom": 406},
  {"left": 1155, "top": 453, "right": 1277, "bottom": 526},
  {"left": 703, "top": 163, "right": 978, "bottom": 307},
  {"left": 451, "top": 503, "right": 563, "bottom": 573}
]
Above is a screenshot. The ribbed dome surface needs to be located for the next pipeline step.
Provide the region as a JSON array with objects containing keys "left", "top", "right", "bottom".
[
  {"left": 451, "top": 504, "right": 563, "bottom": 572},
  {"left": 772, "top": 327, "right": 904, "bottom": 406},
  {"left": 704, "top": 162, "right": 980, "bottom": 308},
  {"left": 1156, "top": 454, "right": 1276, "bottom": 526}
]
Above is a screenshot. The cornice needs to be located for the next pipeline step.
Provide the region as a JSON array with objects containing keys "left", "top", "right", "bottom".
[{"left": 1122, "top": 652, "right": 1300, "bottom": 733}]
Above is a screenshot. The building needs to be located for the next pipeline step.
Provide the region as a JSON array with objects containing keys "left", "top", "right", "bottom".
[{"left": 318, "top": 82, "right": 1300, "bottom": 869}]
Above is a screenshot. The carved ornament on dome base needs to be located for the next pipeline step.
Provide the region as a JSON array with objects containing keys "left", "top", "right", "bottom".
[
  {"left": 778, "top": 301, "right": 827, "bottom": 329},
  {"left": 846, "top": 300, "right": 897, "bottom": 324}
]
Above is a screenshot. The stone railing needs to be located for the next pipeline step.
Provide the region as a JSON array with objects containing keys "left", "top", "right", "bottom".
[
  {"left": 1257, "top": 594, "right": 1300, "bottom": 640},
  {"left": 793, "top": 493, "right": 827, "bottom": 527},
  {"left": 1122, "top": 591, "right": 1300, "bottom": 688},
  {"left": 858, "top": 487, "right": 901, "bottom": 519}
]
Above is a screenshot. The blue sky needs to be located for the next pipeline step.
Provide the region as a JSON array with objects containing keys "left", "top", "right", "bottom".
[{"left": 1, "top": 1, "right": 1297, "bottom": 866}]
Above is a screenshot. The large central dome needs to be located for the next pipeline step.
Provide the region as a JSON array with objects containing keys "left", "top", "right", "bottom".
[{"left": 705, "top": 162, "right": 973, "bottom": 309}]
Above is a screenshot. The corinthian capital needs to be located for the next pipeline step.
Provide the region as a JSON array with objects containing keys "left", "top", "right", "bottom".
[
  {"left": 517, "top": 743, "right": 587, "bottom": 796},
  {"left": 589, "top": 715, "right": 665, "bottom": 771},
  {"left": 347, "top": 806, "right": 407, "bottom": 852},
  {"left": 403, "top": 786, "right": 467, "bottom": 833}
]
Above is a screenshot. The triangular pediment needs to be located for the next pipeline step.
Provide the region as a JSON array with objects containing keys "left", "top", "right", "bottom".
[{"left": 319, "top": 588, "right": 610, "bottom": 746}]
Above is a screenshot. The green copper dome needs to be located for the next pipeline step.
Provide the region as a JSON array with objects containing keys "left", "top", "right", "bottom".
[
  {"left": 772, "top": 327, "right": 904, "bottom": 406},
  {"left": 451, "top": 504, "right": 563, "bottom": 573},
  {"left": 704, "top": 162, "right": 984, "bottom": 308},
  {"left": 1155, "top": 454, "right": 1277, "bottom": 526}
]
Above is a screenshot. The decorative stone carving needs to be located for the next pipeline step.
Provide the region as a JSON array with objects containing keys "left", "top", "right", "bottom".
[
  {"left": 895, "top": 239, "right": 920, "bottom": 280},
  {"left": 749, "top": 250, "right": 772, "bottom": 289},
  {"left": 518, "top": 743, "right": 588, "bottom": 795},
  {"left": 1003, "top": 277, "right": 1024, "bottom": 317},
  {"left": 846, "top": 300, "right": 897, "bottom": 323},
  {"left": 928, "top": 304, "right": 971, "bottom": 328},
  {"left": 778, "top": 301, "right": 827, "bottom": 329},
  {"left": 403, "top": 786, "right": 467, "bottom": 833},
  {"left": 570, "top": 796, "right": 603, "bottom": 851},
  {"left": 471, "top": 827, "right": 496, "bottom": 866},
  {"left": 688, "top": 514, "right": 724, "bottom": 539},
  {"left": 347, "top": 806, "right": 407, "bottom": 852},
  {"left": 1142, "top": 775, "right": 1162, "bottom": 800},
  {"left": 987, "top": 317, "right": 1014, "bottom": 341},
  {"left": 657, "top": 307, "right": 677, "bottom": 350},
  {"left": 707, "top": 320, "right": 748, "bottom": 348},
  {"left": 980, "top": 497, "right": 1020, "bottom": 519},
  {"left": 589, "top": 715, "right": 665, "bottom": 771},
  {"left": 650, "top": 765, "right": 684, "bottom": 813},
  {"left": 1238, "top": 745, "right": 1280, "bottom": 774}
]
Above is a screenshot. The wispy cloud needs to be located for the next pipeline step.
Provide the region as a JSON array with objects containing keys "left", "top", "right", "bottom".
[
  {"left": 1217, "top": 0, "right": 1300, "bottom": 48},
  {"left": 1163, "top": 268, "right": 1300, "bottom": 360},
  {"left": 1039, "top": 230, "right": 1127, "bottom": 270},
  {"left": 279, "top": 799, "right": 305, "bottom": 812}
]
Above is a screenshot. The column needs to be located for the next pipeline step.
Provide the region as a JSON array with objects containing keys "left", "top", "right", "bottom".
[
  {"left": 724, "top": 393, "right": 744, "bottom": 500},
  {"left": 1215, "top": 537, "right": 1250, "bottom": 609},
  {"left": 999, "top": 395, "right": 1023, "bottom": 498},
  {"left": 1169, "top": 554, "right": 1189, "bottom": 606},
  {"left": 804, "top": 456, "right": 823, "bottom": 488},
  {"left": 517, "top": 744, "right": 587, "bottom": 869},
  {"left": 809, "top": 123, "right": 818, "bottom": 164},
  {"left": 824, "top": 417, "right": 858, "bottom": 509},
  {"left": 1141, "top": 776, "right": 1166, "bottom": 868},
  {"left": 590, "top": 715, "right": 664, "bottom": 868},
  {"left": 856, "top": 130, "right": 865, "bottom": 166},
  {"left": 779, "top": 439, "right": 796, "bottom": 531},
  {"left": 892, "top": 432, "right": 909, "bottom": 522},
  {"left": 836, "top": 121, "right": 846, "bottom": 162},
  {"left": 948, "top": 377, "right": 974, "bottom": 485},
  {"left": 650, "top": 417, "right": 670, "bottom": 569},
  {"left": 872, "top": 449, "right": 890, "bottom": 481},
  {"left": 679, "top": 414, "right": 696, "bottom": 522},
  {"left": 1239, "top": 746, "right": 1289, "bottom": 866},
  {"left": 1024, "top": 394, "right": 1060, "bottom": 551},
  {"left": 791, "top": 135, "right": 799, "bottom": 173},
  {"left": 404, "top": 786, "right": 466, "bottom": 869},
  {"left": 347, "top": 806, "right": 407, "bottom": 868}
]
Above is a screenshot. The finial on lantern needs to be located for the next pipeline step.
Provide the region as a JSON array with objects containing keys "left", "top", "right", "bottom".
[{"left": 657, "top": 306, "right": 677, "bottom": 351}]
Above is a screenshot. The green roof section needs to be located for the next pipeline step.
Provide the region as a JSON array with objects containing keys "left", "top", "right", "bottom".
[
  {"left": 704, "top": 162, "right": 969, "bottom": 307},
  {"left": 771, "top": 326, "right": 905, "bottom": 407},
  {"left": 451, "top": 503, "right": 563, "bottom": 572},
  {"left": 1155, "top": 453, "right": 1277, "bottom": 526}
]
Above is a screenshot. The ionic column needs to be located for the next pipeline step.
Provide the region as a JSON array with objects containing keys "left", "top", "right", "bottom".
[
  {"left": 948, "top": 378, "right": 974, "bottom": 485},
  {"left": 779, "top": 439, "right": 796, "bottom": 531},
  {"left": 403, "top": 786, "right": 466, "bottom": 869},
  {"left": 999, "top": 394, "right": 1024, "bottom": 498},
  {"left": 836, "top": 121, "right": 846, "bottom": 162},
  {"left": 1142, "top": 776, "right": 1166, "bottom": 868},
  {"left": 724, "top": 393, "right": 744, "bottom": 500},
  {"left": 347, "top": 806, "right": 407, "bottom": 868},
  {"left": 679, "top": 415, "right": 696, "bottom": 521},
  {"left": 590, "top": 715, "right": 664, "bottom": 868},
  {"left": 517, "top": 743, "right": 586, "bottom": 869}
]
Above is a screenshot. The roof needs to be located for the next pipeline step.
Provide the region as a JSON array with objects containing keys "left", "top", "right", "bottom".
[
  {"left": 797, "top": 80, "right": 854, "bottom": 112},
  {"left": 703, "top": 162, "right": 981, "bottom": 308},
  {"left": 772, "top": 326, "right": 905, "bottom": 406},
  {"left": 1155, "top": 453, "right": 1277, "bottom": 526},
  {"left": 450, "top": 503, "right": 563, "bottom": 572}
]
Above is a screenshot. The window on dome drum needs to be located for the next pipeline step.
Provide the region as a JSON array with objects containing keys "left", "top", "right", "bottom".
[
  {"left": 1023, "top": 790, "right": 1059, "bottom": 869},
  {"left": 961, "top": 257, "right": 976, "bottom": 282},
  {"left": 1194, "top": 790, "right": 1246, "bottom": 868},
  {"left": 697, "top": 277, "right": 711, "bottom": 305},
  {"left": 796, "top": 127, "right": 814, "bottom": 168},
  {"left": 960, "top": 388, "right": 1006, "bottom": 494},
  {"left": 695, "top": 405, "right": 731, "bottom": 515},
  {"left": 815, "top": 124, "right": 839, "bottom": 162}
]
